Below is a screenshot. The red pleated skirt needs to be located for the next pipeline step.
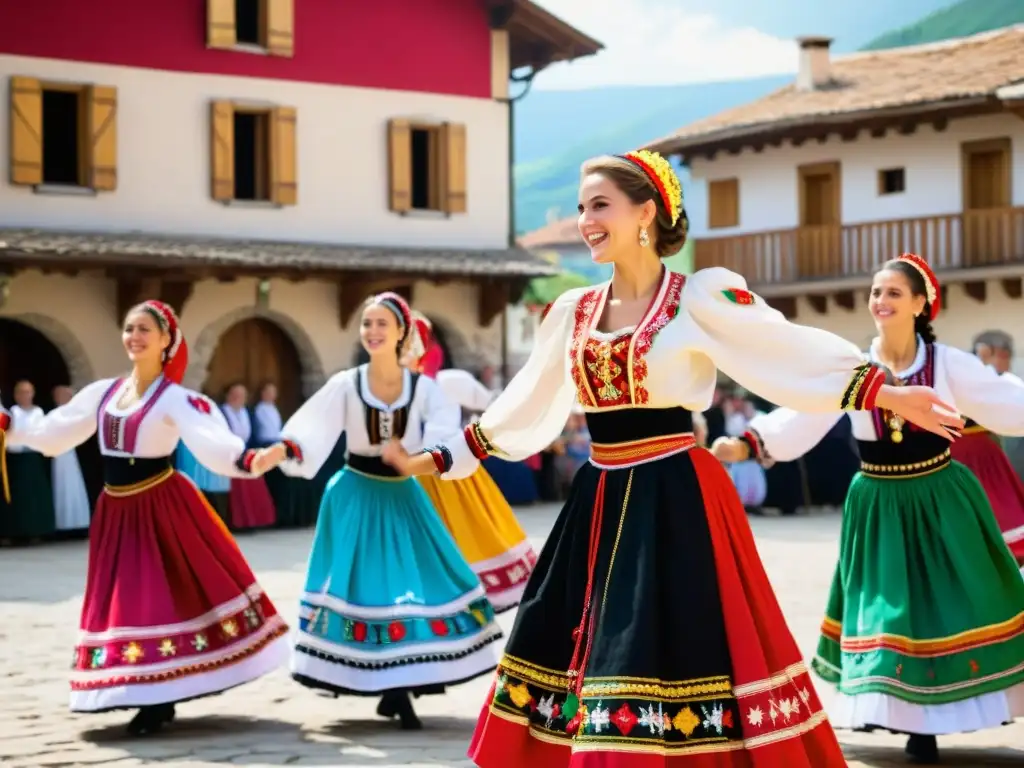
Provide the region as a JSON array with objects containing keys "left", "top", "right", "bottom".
[
  {"left": 70, "top": 470, "right": 288, "bottom": 712},
  {"left": 228, "top": 477, "right": 276, "bottom": 530},
  {"left": 952, "top": 430, "right": 1024, "bottom": 562}
]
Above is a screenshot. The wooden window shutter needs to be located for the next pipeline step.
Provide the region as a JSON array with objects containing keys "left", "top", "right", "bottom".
[
  {"left": 270, "top": 106, "right": 297, "bottom": 205},
  {"left": 210, "top": 100, "right": 235, "bottom": 201},
  {"left": 441, "top": 122, "right": 467, "bottom": 214},
  {"left": 388, "top": 119, "right": 412, "bottom": 213},
  {"left": 207, "top": 0, "right": 237, "bottom": 49},
  {"left": 85, "top": 85, "right": 118, "bottom": 191},
  {"left": 9, "top": 76, "right": 43, "bottom": 186},
  {"left": 266, "top": 0, "right": 295, "bottom": 57},
  {"left": 708, "top": 178, "right": 739, "bottom": 229}
]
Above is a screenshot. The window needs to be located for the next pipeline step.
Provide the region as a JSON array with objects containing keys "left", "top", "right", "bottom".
[
  {"left": 707, "top": 178, "right": 739, "bottom": 229},
  {"left": 9, "top": 76, "right": 117, "bottom": 191},
  {"left": 387, "top": 119, "right": 467, "bottom": 215},
  {"left": 210, "top": 100, "right": 297, "bottom": 205},
  {"left": 207, "top": 0, "right": 294, "bottom": 57},
  {"left": 878, "top": 167, "right": 906, "bottom": 195}
]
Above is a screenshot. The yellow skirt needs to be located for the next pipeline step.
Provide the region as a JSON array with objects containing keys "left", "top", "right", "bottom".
[{"left": 418, "top": 467, "right": 536, "bottom": 612}]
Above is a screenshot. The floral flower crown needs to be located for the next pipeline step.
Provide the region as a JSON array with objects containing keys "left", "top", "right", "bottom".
[{"left": 618, "top": 149, "right": 684, "bottom": 227}]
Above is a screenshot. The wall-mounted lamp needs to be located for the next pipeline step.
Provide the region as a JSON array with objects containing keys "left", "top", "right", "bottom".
[
  {"left": 256, "top": 278, "right": 271, "bottom": 309},
  {"left": 0, "top": 276, "right": 10, "bottom": 310}
]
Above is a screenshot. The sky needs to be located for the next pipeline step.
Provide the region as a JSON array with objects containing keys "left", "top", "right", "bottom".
[{"left": 530, "top": 0, "right": 800, "bottom": 89}]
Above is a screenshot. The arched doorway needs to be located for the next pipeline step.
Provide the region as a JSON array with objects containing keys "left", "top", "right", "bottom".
[
  {"left": 0, "top": 319, "right": 71, "bottom": 411},
  {"left": 352, "top": 320, "right": 454, "bottom": 370},
  {"left": 203, "top": 318, "right": 303, "bottom": 418}
]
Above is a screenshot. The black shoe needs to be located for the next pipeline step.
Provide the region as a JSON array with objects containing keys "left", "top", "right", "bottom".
[
  {"left": 126, "top": 703, "right": 175, "bottom": 736},
  {"left": 392, "top": 692, "right": 422, "bottom": 730},
  {"left": 905, "top": 734, "right": 939, "bottom": 764},
  {"left": 376, "top": 691, "right": 401, "bottom": 719}
]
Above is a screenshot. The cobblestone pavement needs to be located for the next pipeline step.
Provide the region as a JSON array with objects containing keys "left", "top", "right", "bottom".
[{"left": 0, "top": 505, "right": 1021, "bottom": 767}]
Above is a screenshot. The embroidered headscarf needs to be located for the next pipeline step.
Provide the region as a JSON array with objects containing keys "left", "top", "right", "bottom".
[{"left": 139, "top": 300, "right": 188, "bottom": 384}]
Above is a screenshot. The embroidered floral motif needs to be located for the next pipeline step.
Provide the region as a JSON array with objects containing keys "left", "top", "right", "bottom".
[
  {"left": 158, "top": 639, "right": 177, "bottom": 657},
  {"left": 187, "top": 395, "right": 212, "bottom": 414},
  {"left": 721, "top": 288, "right": 756, "bottom": 305},
  {"left": 569, "top": 272, "right": 686, "bottom": 408},
  {"left": 309, "top": 599, "right": 496, "bottom": 648}
]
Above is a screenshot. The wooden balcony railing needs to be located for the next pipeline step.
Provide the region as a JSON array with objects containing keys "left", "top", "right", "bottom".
[{"left": 693, "top": 207, "right": 1024, "bottom": 286}]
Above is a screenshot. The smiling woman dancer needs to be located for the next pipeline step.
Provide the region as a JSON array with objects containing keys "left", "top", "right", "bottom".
[
  {"left": 377, "top": 150, "right": 961, "bottom": 767},
  {"left": 0, "top": 300, "right": 287, "bottom": 736},
  {"left": 713, "top": 254, "right": 1024, "bottom": 765},
  {"left": 255, "top": 293, "right": 502, "bottom": 731}
]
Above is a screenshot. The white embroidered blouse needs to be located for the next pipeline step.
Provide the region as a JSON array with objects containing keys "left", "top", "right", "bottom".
[
  {"left": 2, "top": 376, "right": 253, "bottom": 477},
  {"left": 277, "top": 365, "right": 461, "bottom": 479},
  {"left": 439, "top": 267, "right": 887, "bottom": 480}
]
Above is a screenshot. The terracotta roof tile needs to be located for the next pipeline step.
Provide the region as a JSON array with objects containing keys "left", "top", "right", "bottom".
[
  {"left": 647, "top": 25, "right": 1024, "bottom": 155},
  {"left": 0, "top": 228, "right": 556, "bottom": 277},
  {"left": 518, "top": 216, "right": 583, "bottom": 248}
]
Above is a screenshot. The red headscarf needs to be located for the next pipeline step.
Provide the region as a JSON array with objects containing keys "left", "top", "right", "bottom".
[
  {"left": 140, "top": 300, "right": 188, "bottom": 384},
  {"left": 407, "top": 311, "right": 444, "bottom": 378}
]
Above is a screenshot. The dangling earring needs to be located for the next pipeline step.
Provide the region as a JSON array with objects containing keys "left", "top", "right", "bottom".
[{"left": 639, "top": 228, "right": 650, "bottom": 247}]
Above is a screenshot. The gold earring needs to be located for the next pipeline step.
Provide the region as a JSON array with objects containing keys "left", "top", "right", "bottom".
[{"left": 639, "top": 228, "right": 650, "bottom": 247}]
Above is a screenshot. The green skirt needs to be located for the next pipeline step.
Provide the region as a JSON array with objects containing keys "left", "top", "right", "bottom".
[
  {"left": 813, "top": 460, "right": 1024, "bottom": 734},
  {"left": 0, "top": 451, "right": 57, "bottom": 540}
]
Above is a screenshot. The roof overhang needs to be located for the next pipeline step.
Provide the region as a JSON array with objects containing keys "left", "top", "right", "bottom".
[
  {"left": 0, "top": 228, "right": 558, "bottom": 279},
  {"left": 487, "top": 0, "right": 603, "bottom": 72},
  {"left": 648, "top": 95, "right": 1007, "bottom": 164}
]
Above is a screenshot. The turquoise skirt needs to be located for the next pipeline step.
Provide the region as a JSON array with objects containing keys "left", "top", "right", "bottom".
[{"left": 289, "top": 465, "right": 502, "bottom": 695}]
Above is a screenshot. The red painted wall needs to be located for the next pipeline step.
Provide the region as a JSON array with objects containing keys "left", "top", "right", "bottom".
[{"left": 0, "top": 0, "right": 492, "bottom": 98}]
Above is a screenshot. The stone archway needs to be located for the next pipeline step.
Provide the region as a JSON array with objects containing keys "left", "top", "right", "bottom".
[
  {"left": 186, "top": 307, "right": 325, "bottom": 398},
  {"left": 0, "top": 312, "right": 94, "bottom": 390}
]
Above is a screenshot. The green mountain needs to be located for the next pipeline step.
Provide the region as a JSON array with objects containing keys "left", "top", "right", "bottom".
[{"left": 860, "top": 0, "right": 1024, "bottom": 50}]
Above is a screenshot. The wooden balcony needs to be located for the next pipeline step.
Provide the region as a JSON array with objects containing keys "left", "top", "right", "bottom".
[{"left": 693, "top": 207, "right": 1024, "bottom": 287}]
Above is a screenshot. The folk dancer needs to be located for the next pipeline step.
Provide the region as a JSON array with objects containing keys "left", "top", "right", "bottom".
[
  {"left": 255, "top": 293, "right": 501, "bottom": 730},
  {"left": 0, "top": 301, "right": 288, "bottom": 735},
  {"left": 713, "top": 255, "right": 1024, "bottom": 764},
  {"left": 377, "top": 151, "right": 959, "bottom": 767}
]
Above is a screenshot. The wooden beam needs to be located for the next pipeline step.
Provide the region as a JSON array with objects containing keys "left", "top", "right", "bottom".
[
  {"left": 478, "top": 281, "right": 510, "bottom": 327},
  {"left": 932, "top": 117, "right": 948, "bottom": 132},
  {"left": 962, "top": 280, "right": 986, "bottom": 303},
  {"left": 1001, "top": 277, "right": 1022, "bottom": 299},
  {"left": 833, "top": 290, "right": 855, "bottom": 311},
  {"left": 337, "top": 275, "right": 414, "bottom": 329},
  {"left": 1009, "top": 106, "right": 1024, "bottom": 123},
  {"left": 806, "top": 294, "right": 828, "bottom": 314},
  {"left": 897, "top": 122, "right": 917, "bottom": 135},
  {"left": 115, "top": 276, "right": 196, "bottom": 321},
  {"left": 940, "top": 284, "right": 949, "bottom": 309}
]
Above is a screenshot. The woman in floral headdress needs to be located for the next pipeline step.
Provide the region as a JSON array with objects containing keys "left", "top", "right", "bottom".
[
  {"left": 714, "top": 254, "right": 1024, "bottom": 764},
  {"left": 255, "top": 293, "right": 501, "bottom": 731},
  {"left": 402, "top": 311, "right": 537, "bottom": 612},
  {"left": 378, "top": 151, "right": 960, "bottom": 767},
  {"left": 0, "top": 301, "right": 288, "bottom": 736}
]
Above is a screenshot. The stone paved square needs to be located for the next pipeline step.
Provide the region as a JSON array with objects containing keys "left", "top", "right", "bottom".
[{"left": 0, "top": 504, "right": 1020, "bottom": 766}]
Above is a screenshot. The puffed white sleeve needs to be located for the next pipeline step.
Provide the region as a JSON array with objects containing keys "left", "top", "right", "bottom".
[
  {"left": 439, "top": 289, "right": 580, "bottom": 481},
  {"left": 419, "top": 376, "right": 464, "bottom": 448},
  {"left": 435, "top": 369, "right": 497, "bottom": 412},
  {"left": 4, "top": 379, "right": 111, "bottom": 456},
  {"left": 744, "top": 407, "right": 845, "bottom": 463},
  {"left": 170, "top": 387, "right": 255, "bottom": 478},
  {"left": 944, "top": 345, "right": 1024, "bottom": 435},
  {"left": 277, "top": 371, "right": 350, "bottom": 479},
  {"left": 685, "top": 268, "right": 887, "bottom": 413}
]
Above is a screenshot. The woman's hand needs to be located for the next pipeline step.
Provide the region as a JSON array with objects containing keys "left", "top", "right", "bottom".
[
  {"left": 251, "top": 443, "right": 287, "bottom": 475},
  {"left": 381, "top": 439, "right": 411, "bottom": 473},
  {"left": 875, "top": 385, "right": 964, "bottom": 440},
  {"left": 710, "top": 437, "right": 749, "bottom": 463}
]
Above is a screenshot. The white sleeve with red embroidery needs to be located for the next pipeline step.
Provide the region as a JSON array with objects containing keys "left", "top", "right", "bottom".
[
  {"left": 435, "top": 369, "right": 497, "bottom": 412},
  {"left": 684, "top": 267, "right": 885, "bottom": 413},
  {"left": 746, "top": 407, "right": 845, "bottom": 463},
  {"left": 442, "top": 288, "right": 582, "bottom": 480},
  {"left": 170, "top": 386, "right": 252, "bottom": 478},
  {"left": 3, "top": 379, "right": 112, "bottom": 456},
  {"left": 278, "top": 370, "right": 350, "bottom": 480},
  {"left": 944, "top": 345, "right": 1024, "bottom": 435}
]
